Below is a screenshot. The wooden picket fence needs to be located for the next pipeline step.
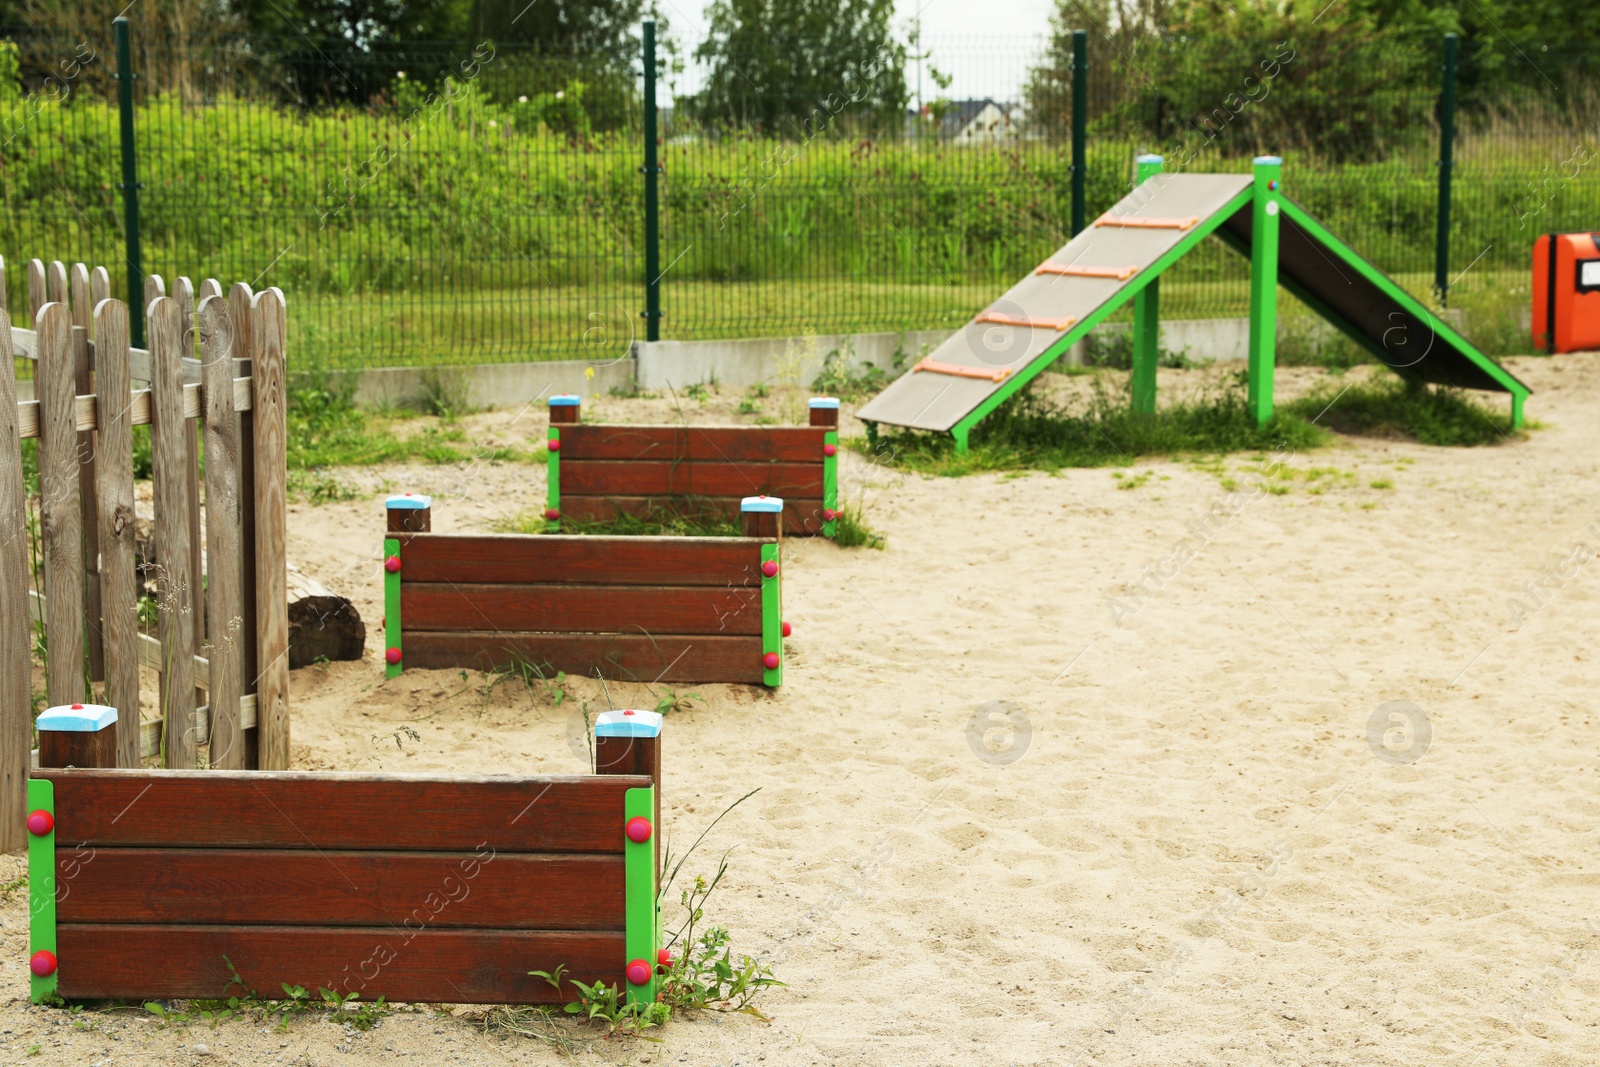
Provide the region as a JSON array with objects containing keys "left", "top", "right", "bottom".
[{"left": 0, "top": 255, "right": 292, "bottom": 853}]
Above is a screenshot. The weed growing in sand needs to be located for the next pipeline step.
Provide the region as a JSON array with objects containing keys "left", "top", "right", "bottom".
[
  {"left": 140, "top": 958, "right": 390, "bottom": 1033},
  {"left": 652, "top": 687, "right": 701, "bottom": 714},
  {"left": 1281, "top": 376, "right": 1515, "bottom": 446},
  {"left": 832, "top": 503, "right": 886, "bottom": 549},
  {"left": 487, "top": 792, "right": 780, "bottom": 1045}
]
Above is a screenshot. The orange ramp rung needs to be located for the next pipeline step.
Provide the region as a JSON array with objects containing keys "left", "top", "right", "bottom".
[
  {"left": 1035, "top": 262, "right": 1138, "bottom": 281},
  {"left": 1093, "top": 214, "right": 1199, "bottom": 231},
  {"left": 973, "top": 310, "right": 1076, "bottom": 332},
  {"left": 913, "top": 358, "right": 1014, "bottom": 383}
]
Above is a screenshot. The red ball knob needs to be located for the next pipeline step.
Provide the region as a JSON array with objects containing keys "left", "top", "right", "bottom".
[
  {"left": 761, "top": 560, "right": 779, "bottom": 578},
  {"left": 547, "top": 438, "right": 561, "bottom": 451},
  {"left": 822, "top": 508, "right": 837, "bottom": 521},
  {"left": 782, "top": 620, "right": 792, "bottom": 638},
  {"left": 625, "top": 959, "right": 651, "bottom": 986},
  {"left": 29, "top": 951, "right": 56, "bottom": 977},
  {"left": 544, "top": 507, "right": 561, "bottom": 521},
  {"left": 625, "top": 816, "right": 653, "bottom": 843},
  {"left": 763, "top": 652, "right": 780, "bottom": 670},
  {"left": 657, "top": 948, "right": 673, "bottom": 968},
  {"left": 26, "top": 810, "right": 52, "bottom": 837},
  {"left": 385, "top": 648, "right": 402, "bottom": 665},
  {"left": 384, "top": 556, "right": 401, "bottom": 573},
  {"left": 823, "top": 443, "right": 837, "bottom": 456}
]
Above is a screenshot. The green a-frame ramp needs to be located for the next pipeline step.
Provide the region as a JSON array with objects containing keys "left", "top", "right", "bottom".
[{"left": 857, "top": 156, "right": 1530, "bottom": 450}]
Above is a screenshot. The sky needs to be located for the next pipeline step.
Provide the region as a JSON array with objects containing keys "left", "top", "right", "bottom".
[{"left": 658, "top": 0, "right": 1063, "bottom": 106}]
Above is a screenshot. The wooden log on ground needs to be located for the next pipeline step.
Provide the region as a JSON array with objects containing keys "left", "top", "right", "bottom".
[{"left": 286, "top": 565, "right": 366, "bottom": 669}]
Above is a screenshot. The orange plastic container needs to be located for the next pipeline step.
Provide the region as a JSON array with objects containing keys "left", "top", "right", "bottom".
[{"left": 1533, "top": 232, "right": 1600, "bottom": 353}]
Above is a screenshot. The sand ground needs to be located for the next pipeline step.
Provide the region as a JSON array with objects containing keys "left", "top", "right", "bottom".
[{"left": 1, "top": 357, "right": 1597, "bottom": 1066}]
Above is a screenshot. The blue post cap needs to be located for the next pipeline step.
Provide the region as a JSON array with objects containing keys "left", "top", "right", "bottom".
[
  {"left": 1136, "top": 153, "right": 1164, "bottom": 165},
  {"left": 1253, "top": 155, "right": 1283, "bottom": 166},
  {"left": 548, "top": 394, "right": 581, "bottom": 407},
  {"left": 740, "top": 496, "right": 784, "bottom": 513},
  {"left": 386, "top": 493, "right": 432, "bottom": 510},
  {"left": 595, "top": 709, "right": 663, "bottom": 738},
  {"left": 37, "top": 704, "right": 118, "bottom": 732},
  {"left": 808, "top": 397, "right": 840, "bottom": 409}
]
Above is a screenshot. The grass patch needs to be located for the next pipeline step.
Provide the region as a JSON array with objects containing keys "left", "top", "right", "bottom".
[
  {"left": 1281, "top": 376, "right": 1515, "bottom": 446},
  {"left": 864, "top": 376, "right": 1328, "bottom": 474},
  {"left": 832, "top": 504, "right": 885, "bottom": 549},
  {"left": 500, "top": 504, "right": 743, "bottom": 538}
]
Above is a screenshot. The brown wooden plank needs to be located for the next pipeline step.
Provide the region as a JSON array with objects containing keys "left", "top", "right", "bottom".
[
  {"left": 402, "top": 583, "right": 763, "bottom": 636},
  {"left": 26, "top": 259, "right": 45, "bottom": 324},
  {"left": 92, "top": 300, "right": 141, "bottom": 768},
  {"left": 402, "top": 631, "right": 766, "bottom": 684},
  {"left": 228, "top": 283, "right": 259, "bottom": 769},
  {"left": 561, "top": 459, "right": 823, "bottom": 498},
  {"left": 169, "top": 277, "right": 205, "bottom": 653},
  {"left": 71, "top": 264, "right": 104, "bottom": 683},
  {"left": 46, "top": 261, "right": 67, "bottom": 306},
  {"left": 398, "top": 533, "right": 766, "bottom": 586},
  {"left": 36, "top": 303, "right": 85, "bottom": 706},
  {"left": 251, "top": 288, "right": 290, "bottom": 770},
  {"left": 90, "top": 266, "right": 111, "bottom": 309},
  {"left": 0, "top": 311, "right": 29, "bottom": 851},
  {"left": 39, "top": 768, "right": 647, "bottom": 851},
  {"left": 559, "top": 423, "right": 827, "bottom": 462},
  {"left": 149, "top": 297, "right": 197, "bottom": 768},
  {"left": 200, "top": 296, "right": 245, "bottom": 769},
  {"left": 561, "top": 494, "right": 830, "bottom": 536},
  {"left": 59, "top": 849, "right": 622, "bottom": 929},
  {"left": 56, "top": 925, "right": 621, "bottom": 1004}
]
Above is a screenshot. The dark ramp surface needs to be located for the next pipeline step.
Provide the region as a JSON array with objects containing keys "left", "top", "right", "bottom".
[
  {"left": 1220, "top": 198, "right": 1527, "bottom": 395},
  {"left": 857, "top": 173, "right": 1253, "bottom": 433}
]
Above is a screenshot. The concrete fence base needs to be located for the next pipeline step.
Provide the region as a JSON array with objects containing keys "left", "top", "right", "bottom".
[{"left": 193, "top": 316, "right": 1398, "bottom": 413}]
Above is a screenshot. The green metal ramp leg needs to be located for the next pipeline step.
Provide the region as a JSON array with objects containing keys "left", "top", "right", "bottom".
[
  {"left": 1131, "top": 154, "right": 1164, "bottom": 415},
  {"left": 1248, "top": 155, "right": 1282, "bottom": 428}
]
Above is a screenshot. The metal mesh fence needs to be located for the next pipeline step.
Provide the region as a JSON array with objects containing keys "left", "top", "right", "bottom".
[{"left": 0, "top": 26, "right": 1595, "bottom": 368}]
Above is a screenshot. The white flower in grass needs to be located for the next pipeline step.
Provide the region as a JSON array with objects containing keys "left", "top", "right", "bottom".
[
  {"left": 555, "top": 90, "right": 564, "bottom": 100},
  {"left": 518, "top": 95, "right": 528, "bottom": 103},
  {"left": 396, "top": 71, "right": 406, "bottom": 80}
]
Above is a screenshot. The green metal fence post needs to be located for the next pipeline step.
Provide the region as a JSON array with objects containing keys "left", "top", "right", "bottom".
[
  {"left": 1131, "top": 154, "right": 1163, "bottom": 414},
  {"left": 1247, "top": 156, "right": 1283, "bottom": 428},
  {"left": 1435, "top": 33, "right": 1459, "bottom": 306},
  {"left": 1070, "top": 30, "right": 1087, "bottom": 237},
  {"left": 113, "top": 16, "right": 144, "bottom": 347},
  {"left": 641, "top": 21, "right": 662, "bottom": 342}
]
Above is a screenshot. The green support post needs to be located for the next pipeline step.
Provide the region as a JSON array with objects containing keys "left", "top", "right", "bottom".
[
  {"left": 1247, "top": 155, "right": 1283, "bottom": 427},
  {"left": 1131, "top": 154, "right": 1164, "bottom": 414},
  {"left": 383, "top": 536, "right": 402, "bottom": 678},
  {"left": 760, "top": 541, "right": 782, "bottom": 687},
  {"left": 546, "top": 427, "right": 562, "bottom": 532},
  {"left": 27, "top": 777, "right": 57, "bottom": 1003},
  {"left": 1070, "top": 30, "right": 1087, "bottom": 236},
  {"left": 547, "top": 394, "right": 579, "bottom": 531},
  {"left": 1435, "top": 34, "right": 1458, "bottom": 306},
  {"left": 622, "top": 784, "right": 660, "bottom": 1006},
  {"left": 822, "top": 429, "right": 838, "bottom": 537},
  {"left": 641, "top": 20, "right": 662, "bottom": 342},
  {"left": 383, "top": 494, "right": 430, "bottom": 680},
  {"left": 113, "top": 16, "right": 144, "bottom": 348}
]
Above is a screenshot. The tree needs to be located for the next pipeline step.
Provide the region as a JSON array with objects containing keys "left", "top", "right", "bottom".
[
  {"left": 685, "top": 0, "right": 907, "bottom": 135},
  {"left": 470, "top": 0, "right": 646, "bottom": 56}
]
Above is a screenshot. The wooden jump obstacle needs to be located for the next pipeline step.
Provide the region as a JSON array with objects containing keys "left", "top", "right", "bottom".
[
  {"left": 383, "top": 494, "right": 787, "bottom": 686},
  {"left": 26, "top": 705, "right": 667, "bottom": 1006},
  {"left": 545, "top": 395, "right": 840, "bottom": 537},
  {"left": 0, "top": 255, "right": 292, "bottom": 854}
]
